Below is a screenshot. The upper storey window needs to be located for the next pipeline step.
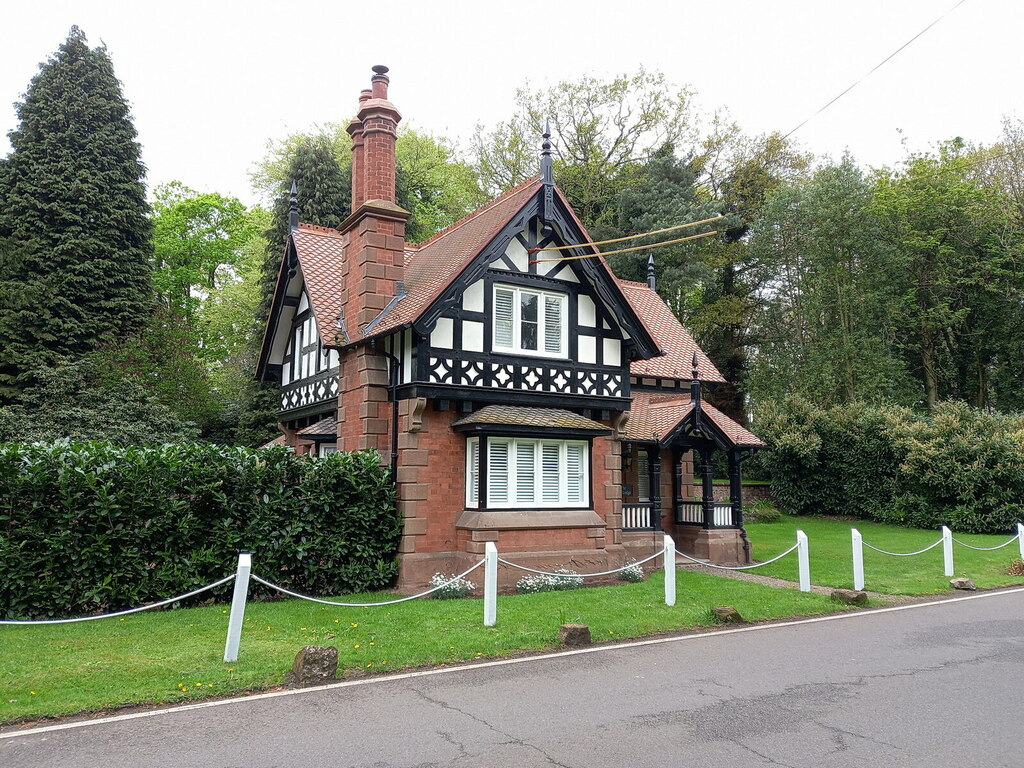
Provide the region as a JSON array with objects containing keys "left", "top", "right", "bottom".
[{"left": 493, "top": 284, "right": 566, "bottom": 358}]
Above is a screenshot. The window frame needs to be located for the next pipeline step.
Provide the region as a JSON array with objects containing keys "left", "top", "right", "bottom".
[
  {"left": 465, "top": 435, "right": 590, "bottom": 510},
  {"left": 491, "top": 284, "right": 568, "bottom": 359}
]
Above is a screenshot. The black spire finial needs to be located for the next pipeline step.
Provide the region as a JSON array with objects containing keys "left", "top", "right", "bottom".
[
  {"left": 288, "top": 181, "right": 299, "bottom": 232},
  {"left": 540, "top": 119, "right": 554, "bottom": 185},
  {"left": 690, "top": 352, "right": 702, "bottom": 412},
  {"left": 646, "top": 253, "right": 656, "bottom": 291}
]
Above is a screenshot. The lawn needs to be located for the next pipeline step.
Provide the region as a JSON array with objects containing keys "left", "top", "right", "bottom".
[
  {"left": 745, "top": 515, "right": 1024, "bottom": 594},
  {"left": 1, "top": 569, "right": 842, "bottom": 724}
]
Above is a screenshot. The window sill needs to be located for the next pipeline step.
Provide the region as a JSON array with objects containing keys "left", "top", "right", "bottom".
[{"left": 456, "top": 509, "right": 604, "bottom": 531}]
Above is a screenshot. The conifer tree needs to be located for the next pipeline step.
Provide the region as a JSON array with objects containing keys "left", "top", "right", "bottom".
[
  {"left": 260, "top": 136, "right": 350, "bottom": 314},
  {"left": 0, "top": 27, "right": 152, "bottom": 400},
  {"left": 239, "top": 135, "right": 350, "bottom": 446}
]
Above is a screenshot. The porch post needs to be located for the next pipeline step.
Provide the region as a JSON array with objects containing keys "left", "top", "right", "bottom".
[
  {"left": 649, "top": 446, "right": 662, "bottom": 531},
  {"left": 672, "top": 446, "right": 682, "bottom": 530},
  {"left": 729, "top": 449, "right": 751, "bottom": 564},
  {"left": 699, "top": 446, "right": 715, "bottom": 529}
]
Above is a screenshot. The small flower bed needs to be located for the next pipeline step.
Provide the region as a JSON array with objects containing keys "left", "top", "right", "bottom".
[
  {"left": 619, "top": 560, "right": 645, "bottom": 583},
  {"left": 428, "top": 572, "right": 475, "bottom": 599},
  {"left": 516, "top": 568, "right": 584, "bottom": 594}
]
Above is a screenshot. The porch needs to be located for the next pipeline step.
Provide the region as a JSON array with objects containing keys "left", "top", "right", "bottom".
[{"left": 618, "top": 363, "right": 765, "bottom": 565}]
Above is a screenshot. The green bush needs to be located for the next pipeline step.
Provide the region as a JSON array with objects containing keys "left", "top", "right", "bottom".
[
  {"left": 754, "top": 399, "right": 1024, "bottom": 534},
  {"left": 0, "top": 442, "right": 400, "bottom": 619}
]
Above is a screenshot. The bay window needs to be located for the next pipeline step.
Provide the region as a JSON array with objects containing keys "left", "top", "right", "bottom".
[{"left": 465, "top": 436, "right": 589, "bottom": 509}]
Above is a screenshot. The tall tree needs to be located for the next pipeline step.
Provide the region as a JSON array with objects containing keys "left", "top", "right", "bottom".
[
  {"left": 146, "top": 183, "right": 267, "bottom": 437},
  {"left": 748, "top": 157, "right": 913, "bottom": 406},
  {"left": 689, "top": 123, "right": 812, "bottom": 421},
  {"left": 871, "top": 141, "right": 1015, "bottom": 410},
  {"left": 472, "top": 69, "right": 695, "bottom": 229},
  {"left": 0, "top": 27, "right": 152, "bottom": 401},
  {"left": 610, "top": 145, "right": 718, "bottom": 310}
]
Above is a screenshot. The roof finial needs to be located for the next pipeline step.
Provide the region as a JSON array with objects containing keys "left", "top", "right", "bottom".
[
  {"left": 288, "top": 181, "right": 299, "bottom": 232},
  {"left": 690, "top": 352, "right": 702, "bottom": 413},
  {"left": 540, "top": 119, "right": 554, "bottom": 185},
  {"left": 646, "top": 253, "right": 656, "bottom": 291}
]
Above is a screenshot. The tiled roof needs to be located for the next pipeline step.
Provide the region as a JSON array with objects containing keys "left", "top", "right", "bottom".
[
  {"left": 292, "top": 225, "right": 346, "bottom": 347},
  {"left": 624, "top": 392, "right": 764, "bottom": 447},
  {"left": 366, "top": 177, "right": 544, "bottom": 337},
  {"left": 617, "top": 280, "right": 725, "bottom": 382},
  {"left": 297, "top": 415, "right": 339, "bottom": 439},
  {"left": 452, "top": 405, "right": 611, "bottom": 432},
  {"left": 257, "top": 434, "right": 288, "bottom": 450}
]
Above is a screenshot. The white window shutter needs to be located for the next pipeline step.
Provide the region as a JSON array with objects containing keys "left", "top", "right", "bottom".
[
  {"left": 541, "top": 443, "right": 561, "bottom": 503},
  {"left": 566, "top": 443, "right": 585, "bottom": 504},
  {"left": 488, "top": 440, "right": 509, "bottom": 504},
  {"left": 544, "top": 295, "right": 563, "bottom": 354},
  {"left": 515, "top": 441, "right": 536, "bottom": 503},
  {"left": 466, "top": 438, "right": 479, "bottom": 508},
  {"left": 494, "top": 288, "right": 515, "bottom": 348}
]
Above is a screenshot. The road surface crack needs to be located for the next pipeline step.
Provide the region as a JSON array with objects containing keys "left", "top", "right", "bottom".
[{"left": 412, "top": 688, "right": 575, "bottom": 768}]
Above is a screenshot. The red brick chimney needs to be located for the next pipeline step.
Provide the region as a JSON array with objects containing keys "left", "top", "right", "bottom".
[
  {"left": 336, "top": 66, "right": 411, "bottom": 454},
  {"left": 339, "top": 65, "right": 410, "bottom": 332}
]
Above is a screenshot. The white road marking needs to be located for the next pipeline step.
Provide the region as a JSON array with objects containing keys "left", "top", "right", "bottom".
[{"left": 3, "top": 585, "right": 1023, "bottom": 741}]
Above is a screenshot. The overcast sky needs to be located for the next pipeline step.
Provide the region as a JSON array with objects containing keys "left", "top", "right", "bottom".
[{"left": 1, "top": 0, "right": 1020, "bottom": 207}]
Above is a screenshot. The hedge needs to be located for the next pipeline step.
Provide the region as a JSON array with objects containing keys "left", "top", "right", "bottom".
[
  {"left": 755, "top": 400, "right": 1024, "bottom": 534},
  {"left": 0, "top": 442, "right": 401, "bottom": 620}
]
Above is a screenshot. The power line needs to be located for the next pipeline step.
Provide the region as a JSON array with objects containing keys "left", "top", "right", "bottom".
[{"left": 783, "top": 0, "right": 970, "bottom": 141}]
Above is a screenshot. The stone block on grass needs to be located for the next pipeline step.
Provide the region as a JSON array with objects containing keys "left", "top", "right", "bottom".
[
  {"left": 559, "top": 623, "right": 591, "bottom": 647},
  {"left": 290, "top": 645, "right": 339, "bottom": 684},
  {"left": 950, "top": 577, "right": 976, "bottom": 591},
  {"left": 831, "top": 589, "right": 868, "bottom": 605},
  {"left": 712, "top": 606, "right": 744, "bottom": 624}
]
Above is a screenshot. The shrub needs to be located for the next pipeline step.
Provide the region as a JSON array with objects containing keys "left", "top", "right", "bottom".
[
  {"left": 428, "top": 572, "right": 475, "bottom": 599},
  {"left": 516, "top": 568, "right": 584, "bottom": 594},
  {"left": 1007, "top": 559, "right": 1024, "bottom": 577},
  {"left": 0, "top": 442, "right": 400, "bottom": 619},
  {"left": 618, "top": 560, "right": 645, "bottom": 583},
  {"left": 747, "top": 499, "right": 782, "bottom": 523},
  {"left": 754, "top": 399, "right": 1024, "bottom": 534}
]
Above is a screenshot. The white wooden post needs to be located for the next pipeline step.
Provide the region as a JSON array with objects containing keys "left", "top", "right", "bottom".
[
  {"left": 483, "top": 542, "right": 497, "bottom": 627},
  {"left": 223, "top": 553, "right": 252, "bottom": 663},
  {"left": 941, "top": 525, "right": 954, "bottom": 577},
  {"left": 663, "top": 534, "right": 676, "bottom": 607},
  {"left": 851, "top": 528, "right": 864, "bottom": 591},
  {"left": 796, "top": 530, "right": 811, "bottom": 592},
  {"left": 1017, "top": 522, "right": 1024, "bottom": 561}
]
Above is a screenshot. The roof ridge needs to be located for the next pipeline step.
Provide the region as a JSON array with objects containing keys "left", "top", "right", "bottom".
[
  {"left": 618, "top": 279, "right": 650, "bottom": 289},
  {"left": 413, "top": 176, "right": 541, "bottom": 249},
  {"left": 297, "top": 222, "right": 343, "bottom": 237}
]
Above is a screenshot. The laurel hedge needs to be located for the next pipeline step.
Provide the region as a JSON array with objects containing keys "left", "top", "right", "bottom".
[
  {"left": 755, "top": 400, "right": 1024, "bottom": 534},
  {"left": 0, "top": 442, "right": 401, "bottom": 620}
]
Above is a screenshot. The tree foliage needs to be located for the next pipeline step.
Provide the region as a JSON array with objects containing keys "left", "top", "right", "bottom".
[
  {"left": 0, "top": 27, "right": 153, "bottom": 400},
  {"left": 748, "top": 157, "right": 914, "bottom": 406},
  {"left": 472, "top": 69, "right": 695, "bottom": 229}
]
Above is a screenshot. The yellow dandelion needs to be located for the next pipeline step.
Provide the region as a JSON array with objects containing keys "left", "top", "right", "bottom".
[
  {"left": 30, "top": 691, "right": 37, "bottom": 695},
  {"left": 366, "top": 663, "right": 372, "bottom": 668},
  {"left": 354, "top": 644, "right": 361, "bottom": 648},
  {"left": 182, "top": 687, "right": 189, "bottom": 692},
  {"left": 369, "top": 642, "right": 375, "bottom": 646},
  {"left": 350, "top": 622, "right": 358, "bottom": 627},
  {"left": 334, "top": 619, "right": 340, "bottom": 623}
]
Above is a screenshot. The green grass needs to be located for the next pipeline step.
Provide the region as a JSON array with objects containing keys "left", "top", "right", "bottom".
[
  {"left": 1, "top": 570, "right": 843, "bottom": 724},
  {"left": 746, "top": 515, "right": 1024, "bottom": 594}
]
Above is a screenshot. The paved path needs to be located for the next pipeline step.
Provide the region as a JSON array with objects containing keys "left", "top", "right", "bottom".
[{"left": 3, "top": 588, "right": 1023, "bottom": 767}]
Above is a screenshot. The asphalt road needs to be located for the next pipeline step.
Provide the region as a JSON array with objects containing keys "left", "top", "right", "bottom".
[{"left": 3, "top": 589, "right": 1023, "bottom": 768}]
